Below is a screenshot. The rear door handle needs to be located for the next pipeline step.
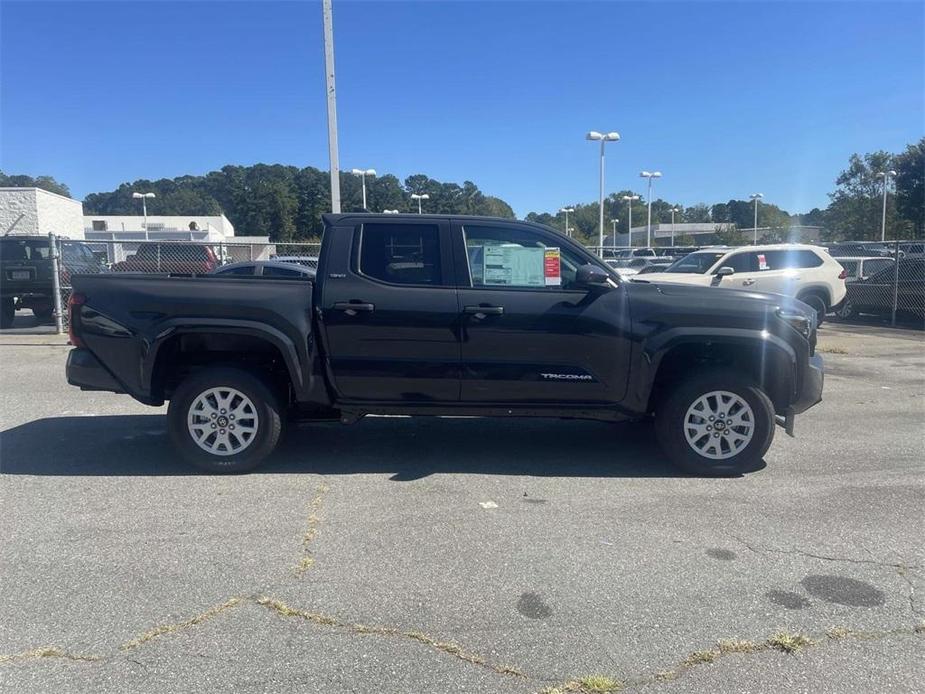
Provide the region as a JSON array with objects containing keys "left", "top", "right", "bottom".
[
  {"left": 333, "top": 301, "right": 375, "bottom": 313},
  {"left": 463, "top": 305, "right": 504, "bottom": 317}
]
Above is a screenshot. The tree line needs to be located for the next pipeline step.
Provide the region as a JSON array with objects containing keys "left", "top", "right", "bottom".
[{"left": 4, "top": 137, "right": 920, "bottom": 243}]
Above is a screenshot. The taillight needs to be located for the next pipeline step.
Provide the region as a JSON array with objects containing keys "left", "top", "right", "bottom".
[
  {"left": 68, "top": 292, "right": 86, "bottom": 347},
  {"left": 838, "top": 269, "right": 847, "bottom": 280}
]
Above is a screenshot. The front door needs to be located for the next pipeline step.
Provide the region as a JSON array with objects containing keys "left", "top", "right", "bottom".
[
  {"left": 319, "top": 219, "right": 460, "bottom": 403},
  {"left": 452, "top": 221, "right": 632, "bottom": 404}
]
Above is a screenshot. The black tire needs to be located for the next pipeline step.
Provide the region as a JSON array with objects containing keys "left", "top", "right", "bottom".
[
  {"left": 0, "top": 298, "right": 14, "bottom": 329},
  {"left": 655, "top": 370, "right": 775, "bottom": 477},
  {"left": 167, "top": 367, "right": 283, "bottom": 473},
  {"left": 798, "top": 292, "right": 827, "bottom": 326},
  {"left": 834, "top": 298, "right": 855, "bottom": 321},
  {"left": 32, "top": 304, "right": 54, "bottom": 321}
]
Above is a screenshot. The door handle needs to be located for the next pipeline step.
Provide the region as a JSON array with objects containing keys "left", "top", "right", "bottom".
[
  {"left": 742, "top": 279, "right": 756, "bottom": 286},
  {"left": 333, "top": 301, "right": 375, "bottom": 313},
  {"left": 463, "top": 305, "right": 504, "bottom": 317}
]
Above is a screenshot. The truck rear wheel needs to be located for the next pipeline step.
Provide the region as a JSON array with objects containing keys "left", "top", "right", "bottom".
[
  {"left": 0, "top": 298, "right": 14, "bottom": 329},
  {"left": 655, "top": 370, "right": 775, "bottom": 476},
  {"left": 167, "top": 367, "right": 282, "bottom": 473}
]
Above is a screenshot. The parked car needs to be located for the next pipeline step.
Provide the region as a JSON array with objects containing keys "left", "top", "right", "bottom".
[
  {"left": 833, "top": 256, "right": 894, "bottom": 283},
  {"left": 605, "top": 257, "right": 667, "bottom": 278},
  {"left": 899, "top": 242, "right": 925, "bottom": 258},
  {"left": 638, "top": 244, "right": 847, "bottom": 324},
  {"left": 636, "top": 262, "right": 673, "bottom": 275},
  {"left": 211, "top": 260, "right": 315, "bottom": 279},
  {"left": 271, "top": 255, "right": 320, "bottom": 270},
  {"left": 111, "top": 243, "right": 218, "bottom": 274},
  {"left": 66, "top": 214, "right": 823, "bottom": 477},
  {"left": 836, "top": 259, "right": 925, "bottom": 321},
  {"left": 825, "top": 242, "right": 893, "bottom": 258},
  {"left": 612, "top": 248, "right": 658, "bottom": 260},
  {"left": 1, "top": 236, "right": 105, "bottom": 327}
]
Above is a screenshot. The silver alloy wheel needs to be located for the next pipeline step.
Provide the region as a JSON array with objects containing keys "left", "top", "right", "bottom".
[
  {"left": 684, "top": 390, "right": 755, "bottom": 460},
  {"left": 187, "top": 387, "right": 259, "bottom": 456}
]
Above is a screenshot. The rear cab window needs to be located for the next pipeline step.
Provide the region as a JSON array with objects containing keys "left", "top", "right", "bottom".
[
  {"left": 357, "top": 222, "right": 445, "bottom": 286},
  {"left": 1, "top": 239, "right": 51, "bottom": 261}
]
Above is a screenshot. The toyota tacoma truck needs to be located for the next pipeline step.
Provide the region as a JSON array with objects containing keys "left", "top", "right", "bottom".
[{"left": 65, "top": 214, "right": 823, "bottom": 476}]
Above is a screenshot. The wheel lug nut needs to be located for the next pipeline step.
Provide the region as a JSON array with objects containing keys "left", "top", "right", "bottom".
[
  {"left": 220, "top": 429, "right": 225, "bottom": 434},
  {"left": 211, "top": 423, "right": 216, "bottom": 429},
  {"left": 230, "top": 415, "right": 235, "bottom": 420},
  {"left": 727, "top": 420, "right": 732, "bottom": 425},
  {"left": 220, "top": 409, "right": 226, "bottom": 414},
  {"left": 707, "top": 425, "right": 712, "bottom": 431},
  {"left": 709, "top": 416, "right": 715, "bottom": 421},
  {"left": 211, "top": 413, "right": 217, "bottom": 418},
  {"left": 713, "top": 433, "right": 720, "bottom": 438}
]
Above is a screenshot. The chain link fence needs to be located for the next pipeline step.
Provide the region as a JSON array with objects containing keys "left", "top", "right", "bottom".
[{"left": 21, "top": 235, "right": 924, "bottom": 332}]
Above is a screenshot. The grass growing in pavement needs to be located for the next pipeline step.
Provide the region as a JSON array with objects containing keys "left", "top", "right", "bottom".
[{"left": 767, "top": 631, "right": 815, "bottom": 653}]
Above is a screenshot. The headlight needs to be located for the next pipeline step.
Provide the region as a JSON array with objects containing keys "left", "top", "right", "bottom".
[{"left": 777, "top": 308, "right": 811, "bottom": 338}]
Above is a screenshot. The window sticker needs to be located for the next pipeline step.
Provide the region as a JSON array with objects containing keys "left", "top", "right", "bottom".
[
  {"left": 544, "top": 248, "right": 561, "bottom": 286},
  {"left": 757, "top": 253, "right": 769, "bottom": 270},
  {"left": 482, "top": 245, "right": 545, "bottom": 286}
]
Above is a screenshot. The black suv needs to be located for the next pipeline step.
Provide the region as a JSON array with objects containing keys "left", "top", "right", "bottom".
[{"left": 1, "top": 236, "right": 104, "bottom": 327}]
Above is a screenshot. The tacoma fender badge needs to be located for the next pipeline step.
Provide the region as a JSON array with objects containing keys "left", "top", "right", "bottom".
[{"left": 540, "top": 373, "right": 593, "bottom": 381}]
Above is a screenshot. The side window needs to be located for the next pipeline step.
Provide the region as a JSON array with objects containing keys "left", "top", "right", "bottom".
[
  {"left": 766, "top": 250, "right": 823, "bottom": 269},
  {"left": 359, "top": 223, "right": 442, "bottom": 285},
  {"left": 220, "top": 265, "right": 256, "bottom": 276},
  {"left": 864, "top": 259, "right": 891, "bottom": 276},
  {"left": 725, "top": 252, "right": 758, "bottom": 272},
  {"left": 462, "top": 225, "right": 590, "bottom": 289}
]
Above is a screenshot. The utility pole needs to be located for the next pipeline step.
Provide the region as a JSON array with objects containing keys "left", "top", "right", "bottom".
[{"left": 322, "top": 0, "right": 341, "bottom": 213}]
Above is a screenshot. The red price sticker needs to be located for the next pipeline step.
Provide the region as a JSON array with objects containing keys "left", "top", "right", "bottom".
[{"left": 544, "top": 248, "right": 561, "bottom": 286}]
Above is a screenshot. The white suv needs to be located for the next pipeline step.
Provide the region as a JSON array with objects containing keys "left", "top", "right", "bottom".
[{"left": 639, "top": 244, "right": 847, "bottom": 323}]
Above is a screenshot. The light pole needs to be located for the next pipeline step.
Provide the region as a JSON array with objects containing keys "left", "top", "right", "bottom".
[
  {"left": 611, "top": 218, "right": 619, "bottom": 237},
  {"left": 586, "top": 131, "right": 621, "bottom": 255},
  {"left": 622, "top": 194, "right": 640, "bottom": 247},
  {"left": 132, "top": 192, "right": 156, "bottom": 239},
  {"left": 410, "top": 193, "right": 429, "bottom": 214},
  {"left": 749, "top": 193, "right": 763, "bottom": 244},
  {"left": 559, "top": 207, "right": 574, "bottom": 237},
  {"left": 351, "top": 168, "right": 376, "bottom": 210},
  {"left": 876, "top": 170, "right": 897, "bottom": 242},
  {"left": 669, "top": 207, "right": 680, "bottom": 246},
  {"left": 639, "top": 171, "right": 662, "bottom": 247},
  {"left": 322, "top": 0, "right": 341, "bottom": 212}
]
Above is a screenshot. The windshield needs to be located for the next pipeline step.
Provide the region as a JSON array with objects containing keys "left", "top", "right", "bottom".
[{"left": 664, "top": 251, "right": 726, "bottom": 274}]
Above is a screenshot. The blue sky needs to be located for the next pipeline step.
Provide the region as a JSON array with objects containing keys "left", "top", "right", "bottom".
[{"left": 2, "top": 0, "right": 922, "bottom": 217}]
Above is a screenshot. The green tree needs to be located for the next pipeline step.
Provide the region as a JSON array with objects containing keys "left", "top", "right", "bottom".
[
  {"left": 893, "top": 138, "right": 924, "bottom": 239},
  {"left": 824, "top": 150, "right": 895, "bottom": 241},
  {"left": 0, "top": 171, "right": 71, "bottom": 197}
]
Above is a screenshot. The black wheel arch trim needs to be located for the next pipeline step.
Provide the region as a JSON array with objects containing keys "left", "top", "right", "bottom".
[{"left": 143, "top": 318, "right": 307, "bottom": 400}]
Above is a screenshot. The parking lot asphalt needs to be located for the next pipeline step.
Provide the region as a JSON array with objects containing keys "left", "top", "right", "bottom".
[{"left": 0, "top": 322, "right": 922, "bottom": 693}]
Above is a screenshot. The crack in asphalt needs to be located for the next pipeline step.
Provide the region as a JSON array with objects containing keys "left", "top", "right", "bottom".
[
  {"left": 256, "top": 596, "right": 527, "bottom": 678},
  {"left": 0, "top": 647, "right": 101, "bottom": 664},
  {"left": 119, "top": 597, "right": 243, "bottom": 651},
  {"left": 537, "top": 624, "right": 925, "bottom": 693},
  {"left": 295, "top": 482, "right": 329, "bottom": 577},
  {"left": 732, "top": 536, "right": 920, "bottom": 572}
]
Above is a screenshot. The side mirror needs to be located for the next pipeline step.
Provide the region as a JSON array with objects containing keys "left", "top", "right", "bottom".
[
  {"left": 714, "top": 266, "right": 735, "bottom": 277},
  {"left": 575, "top": 263, "right": 610, "bottom": 287}
]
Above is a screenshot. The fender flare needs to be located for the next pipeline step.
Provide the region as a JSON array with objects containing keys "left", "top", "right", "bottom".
[
  {"left": 142, "top": 318, "right": 306, "bottom": 399},
  {"left": 637, "top": 327, "right": 799, "bottom": 410}
]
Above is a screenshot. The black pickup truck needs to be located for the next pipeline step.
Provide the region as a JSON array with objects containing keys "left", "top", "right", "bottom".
[{"left": 65, "top": 214, "right": 823, "bottom": 476}]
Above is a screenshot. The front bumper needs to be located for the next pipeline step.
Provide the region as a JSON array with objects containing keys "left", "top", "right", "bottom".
[
  {"left": 66, "top": 348, "right": 124, "bottom": 393},
  {"left": 793, "top": 354, "right": 824, "bottom": 414}
]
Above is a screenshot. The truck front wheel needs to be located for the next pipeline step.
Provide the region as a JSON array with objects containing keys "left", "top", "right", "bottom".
[
  {"left": 167, "top": 367, "right": 283, "bottom": 473},
  {"left": 655, "top": 371, "right": 775, "bottom": 476}
]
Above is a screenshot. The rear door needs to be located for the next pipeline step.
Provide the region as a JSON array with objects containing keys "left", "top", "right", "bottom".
[
  {"left": 451, "top": 220, "right": 631, "bottom": 404},
  {"left": 318, "top": 218, "right": 460, "bottom": 402}
]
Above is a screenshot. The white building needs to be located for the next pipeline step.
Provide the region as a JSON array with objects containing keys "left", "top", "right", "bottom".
[
  {"left": 0, "top": 187, "right": 86, "bottom": 239},
  {"left": 84, "top": 214, "right": 236, "bottom": 241}
]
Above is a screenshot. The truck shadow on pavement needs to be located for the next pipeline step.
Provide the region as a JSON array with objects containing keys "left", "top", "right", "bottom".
[{"left": 0, "top": 414, "right": 765, "bottom": 478}]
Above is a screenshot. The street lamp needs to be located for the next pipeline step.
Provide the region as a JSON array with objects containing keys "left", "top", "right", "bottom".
[
  {"left": 669, "top": 207, "right": 680, "bottom": 246},
  {"left": 749, "top": 193, "right": 763, "bottom": 244},
  {"left": 876, "top": 170, "right": 897, "bottom": 242},
  {"left": 559, "top": 207, "right": 574, "bottom": 237},
  {"left": 351, "top": 168, "right": 376, "bottom": 210},
  {"left": 622, "top": 195, "right": 640, "bottom": 247},
  {"left": 586, "top": 131, "right": 621, "bottom": 255},
  {"left": 639, "top": 171, "right": 662, "bottom": 247},
  {"left": 132, "top": 192, "right": 156, "bottom": 239},
  {"left": 410, "top": 193, "right": 430, "bottom": 214}
]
